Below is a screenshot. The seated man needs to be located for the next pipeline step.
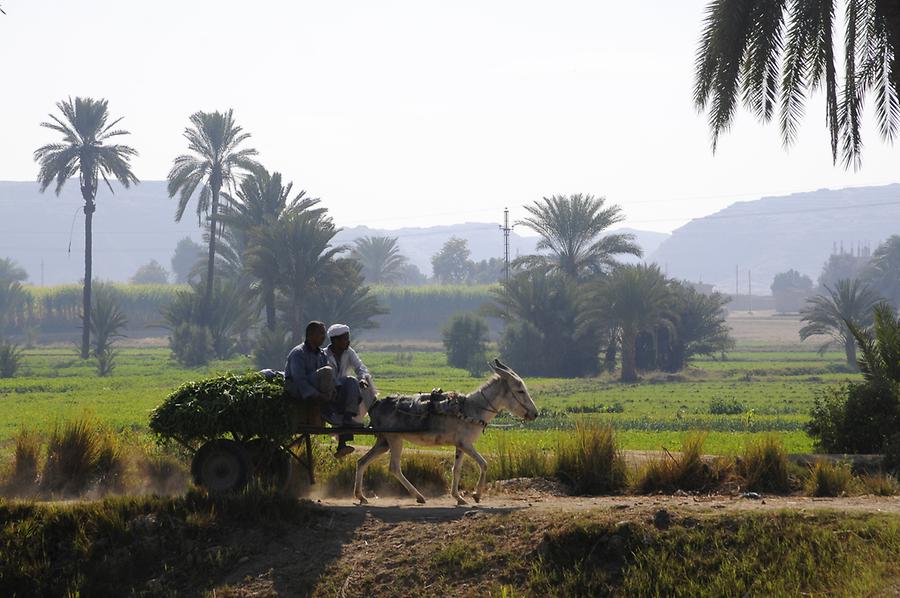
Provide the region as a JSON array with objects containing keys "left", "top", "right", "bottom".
[
  {"left": 284, "top": 320, "right": 335, "bottom": 405},
  {"left": 324, "top": 323, "right": 374, "bottom": 458}
]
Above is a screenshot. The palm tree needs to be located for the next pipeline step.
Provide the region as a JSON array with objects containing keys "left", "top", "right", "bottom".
[
  {"left": 351, "top": 236, "right": 409, "bottom": 284},
  {"left": 847, "top": 302, "right": 900, "bottom": 386},
  {"left": 582, "top": 264, "right": 673, "bottom": 383},
  {"left": 251, "top": 212, "right": 344, "bottom": 342},
  {"left": 694, "top": 0, "right": 900, "bottom": 168},
  {"left": 800, "top": 279, "right": 882, "bottom": 365},
  {"left": 34, "top": 97, "right": 139, "bottom": 358},
  {"left": 517, "top": 194, "right": 642, "bottom": 279},
  {"left": 865, "top": 235, "right": 900, "bottom": 307},
  {"left": 167, "top": 109, "right": 258, "bottom": 317},
  {"left": 0, "top": 258, "right": 27, "bottom": 283},
  {"left": 219, "top": 168, "right": 321, "bottom": 329}
]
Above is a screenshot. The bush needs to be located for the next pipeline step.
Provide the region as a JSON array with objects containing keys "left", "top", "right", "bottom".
[
  {"left": 805, "top": 460, "right": 854, "bottom": 497},
  {"left": 632, "top": 433, "right": 724, "bottom": 493},
  {"left": 860, "top": 473, "right": 900, "bottom": 496},
  {"left": 442, "top": 313, "right": 490, "bottom": 376},
  {"left": 149, "top": 372, "right": 293, "bottom": 446},
  {"left": 90, "top": 286, "right": 127, "bottom": 376},
  {"left": 253, "top": 326, "right": 294, "bottom": 370},
  {"left": 169, "top": 323, "right": 213, "bottom": 366},
  {"left": 738, "top": 436, "right": 791, "bottom": 493},
  {"left": 554, "top": 422, "right": 628, "bottom": 494},
  {"left": 807, "top": 383, "right": 900, "bottom": 454},
  {"left": 708, "top": 396, "right": 745, "bottom": 415},
  {"left": 41, "top": 418, "right": 124, "bottom": 494},
  {"left": 0, "top": 342, "right": 23, "bottom": 378}
]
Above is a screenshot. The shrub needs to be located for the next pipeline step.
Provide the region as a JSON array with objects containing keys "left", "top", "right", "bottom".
[
  {"left": 90, "top": 286, "right": 127, "bottom": 376},
  {"left": 0, "top": 342, "right": 23, "bottom": 378},
  {"left": 169, "top": 323, "right": 212, "bottom": 367},
  {"left": 442, "top": 313, "right": 490, "bottom": 376},
  {"left": 708, "top": 396, "right": 745, "bottom": 415},
  {"left": 253, "top": 326, "right": 294, "bottom": 370},
  {"left": 149, "top": 372, "right": 293, "bottom": 446},
  {"left": 554, "top": 422, "right": 628, "bottom": 494},
  {"left": 41, "top": 418, "right": 124, "bottom": 494},
  {"left": 632, "top": 433, "right": 725, "bottom": 493},
  {"left": 738, "top": 436, "right": 791, "bottom": 493},
  {"left": 805, "top": 460, "right": 854, "bottom": 496},
  {"left": 807, "top": 383, "right": 900, "bottom": 454},
  {"left": 860, "top": 473, "right": 900, "bottom": 496}
]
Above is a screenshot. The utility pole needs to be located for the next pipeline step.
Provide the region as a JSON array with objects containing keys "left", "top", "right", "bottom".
[
  {"left": 748, "top": 269, "right": 752, "bottom": 314},
  {"left": 499, "top": 207, "right": 513, "bottom": 284},
  {"left": 735, "top": 265, "right": 739, "bottom": 298},
  {"left": 40, "top": 258, "right": 44, "bottom": 287}
]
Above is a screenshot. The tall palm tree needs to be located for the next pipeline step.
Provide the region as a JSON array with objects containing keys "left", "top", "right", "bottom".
[
  {"left": 167, "top": 109, "right": 258, "bottom": 316},
  {"left": 517, "top": 194, "right": 642, "bottom": 279},
  {"left": 219, "top": 168, "right": 321, "bottom": 329},
  {"left": 694, "top": 0, "right": 900, "bottom": 169},
  {"left": 865, "top": 235, "right": 900, "bottom": 307},
  {"left": 800, "top": 278, "right": 882, "bottom": 365},
  {"left": 351, "top": 236, "right": 409, "bottom": 284},
  {"left": 34, "top": 97, "right": 139, "bottom": 358},
  {"left": 0, "top": 258, "right": 27, "bottom": 283},
  {"left": 582, "top": 264, "right": 673, "bottom": 383},
  {"left": 251, "top": 211, "right": 344, "bottom": 342}
]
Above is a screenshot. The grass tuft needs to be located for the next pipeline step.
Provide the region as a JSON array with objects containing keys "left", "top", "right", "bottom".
[
  {"left": 554, "top": 422, "right": 628, "bottom": 494},
  {"left": 632, "top": 432, "right": 727, "bottom": 493},
  {"left": 737, "top": 435, "right": 791, "bottom": 493},
  {"left": 41, "top": 417, "right": 125, "bottom": 495},
  {"left": 805, "top": 460, "right": 854, "bottom": 497},
  {"left": 324, "top": 451, "right": 449, "bottom": 498},
  {"left": 859, "top": 472, "right": 900, "bottom": 496}
]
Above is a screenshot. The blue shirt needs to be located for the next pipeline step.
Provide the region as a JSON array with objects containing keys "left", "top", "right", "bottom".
[{"left": 284, "top": 342, "right": 328, "bottom": 399}]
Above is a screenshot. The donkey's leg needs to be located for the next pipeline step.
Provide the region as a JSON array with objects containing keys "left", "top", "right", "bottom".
[
  {"left": 354, "top": 437, "right": 389, "bottom": 504},
  {"left": 387, "top": 437, "right": 427, "bottom": 504},
  {"left": 451, "top": 447, "right": 467, "bottom": 506},
  {"left": 460, "top": 443, "right": 489, "bottom": 503}
]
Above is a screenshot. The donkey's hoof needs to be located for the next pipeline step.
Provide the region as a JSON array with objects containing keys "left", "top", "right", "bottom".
[
  {"left": 454, "top": 496, "right": 468, "bottom": 506},
  {"left": 416, "top": 496, "right": 427, "bottom": 504},
  {"left": 356, "top": 495, "right": 369, "bottom": 505},
  {"left": 473, "top": 494, "right": 482, "bottom": 504}
]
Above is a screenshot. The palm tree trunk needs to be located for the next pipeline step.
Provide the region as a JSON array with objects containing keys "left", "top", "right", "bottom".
[
  {"left": 291, "top": 301, "right": 303, "bottom": 345},
  {"left": 264, "top": 283, "right": 276, "bottom": 330},
  {"left": 81, "top": 198, "right": 96, "bottom": 360},
  {"left": 844, "top": 336, "right": 858, "bottom": 368},
  {"left": 620, "top": 327, "right": 638, "bottom": 383},
  {"left": 204, "top": 184, "right": 220, "bottom": 321}
]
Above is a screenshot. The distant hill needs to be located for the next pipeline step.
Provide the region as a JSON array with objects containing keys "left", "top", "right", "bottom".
[
  {"left": 650, "top": 184, "right": 900, "bottom": 294},
  {"left": 0, "top": 180, "right": 668, "bottom": 283}
]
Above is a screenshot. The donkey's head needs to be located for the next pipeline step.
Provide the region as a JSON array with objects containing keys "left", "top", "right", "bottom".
[{"left": 488, "top": 359, "right": 538, "bottom": 421}]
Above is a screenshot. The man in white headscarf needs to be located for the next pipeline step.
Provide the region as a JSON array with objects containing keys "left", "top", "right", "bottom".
[{"left": 324, "top": 323, "right": 376, "bottom": 457}]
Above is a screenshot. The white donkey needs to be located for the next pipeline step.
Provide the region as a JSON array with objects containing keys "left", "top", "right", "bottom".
[{"left": 354, "top": 359, "right": 538, "bottom": 505}]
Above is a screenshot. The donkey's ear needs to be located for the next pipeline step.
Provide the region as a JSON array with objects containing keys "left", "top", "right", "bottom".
[
  {"left": 488, "top": 360, "right": 499, "bottom": 373},
  {"left": 494, "top": 359, "right": 511, "bottom": 372}
]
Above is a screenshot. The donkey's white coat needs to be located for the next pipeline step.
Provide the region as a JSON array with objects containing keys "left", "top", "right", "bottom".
[{"left": 354, "top": 360, "right": 538, "bottom": 505}]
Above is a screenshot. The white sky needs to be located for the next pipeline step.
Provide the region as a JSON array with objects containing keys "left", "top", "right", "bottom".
[{"left": 0, "top": 0, "right": 896, "bottom": 233}]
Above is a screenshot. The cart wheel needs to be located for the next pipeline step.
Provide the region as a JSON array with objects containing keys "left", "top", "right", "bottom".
[
  {"left": 191, "top": 439, "right": 250, "bottom": 494},
  {"left": 245, "top": 438, "right": 292, "bottom": 491}
]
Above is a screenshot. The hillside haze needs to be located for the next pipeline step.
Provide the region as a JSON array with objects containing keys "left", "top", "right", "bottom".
[{"left": 650, "top": 184, "right": 900, "bottom": 293}]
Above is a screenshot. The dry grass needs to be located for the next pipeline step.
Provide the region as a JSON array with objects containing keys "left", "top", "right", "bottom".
[
  {"left": 805, "top": 460, "right": 855, "bottom": 497},
  {"left": 554, "top": 422, "right": 628, "bottom": 494},
  {"left": 324, "top": 451, "right": 449, "bottom": 498},
  {"left": 859, "top": 473, "right": 900, "bottom": 496},
  {"left": 737, "top": 435, "right": 792, "bottom": 493},
  {"left": 632, "top": 433, "right": 729, "bottom": 493}
]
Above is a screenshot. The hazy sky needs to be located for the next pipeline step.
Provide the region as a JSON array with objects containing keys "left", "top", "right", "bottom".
[{"left": 0, "top": 0, "right": 896, "bottom": 233}]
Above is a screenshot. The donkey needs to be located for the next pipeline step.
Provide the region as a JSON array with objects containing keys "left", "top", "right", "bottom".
[{"left": 354, "top": 359, "right": 538, "bottom": 505}]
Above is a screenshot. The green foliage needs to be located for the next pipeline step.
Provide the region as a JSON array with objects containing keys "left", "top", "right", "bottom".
[
  {"left": 170, "top": 323, "right": 213, "bottom": 367},
  {"left": 865, "top": 235, "right": 900, "bottom": 307},
  {"left": 130, "top": 259, "right": 170, "bottom": 285},
  {"left": 149, "top": 372, "right": 293, "bottom": 446},
  {"left": 90, "top": 286, "right": 128, "bottom": 376},
  {"left": 554, "top": 422, "right": 628, "bottom": 494},
  {"left": 442, "top": 313, "right": 490, "bottom": 376},
  {"left": 351, "top": 235, "right": 409, "bottom": 284},
  {"left": 800, "top": 279, "right": 881, "bottom": 365},
  {"left": 0, "top": 342, "right": 23, "bottom": 378},
  {"left": 738, "top": 436, "right": 791, "bottom": 493},
  {"left": 431, "top": 236, "right": 471, "bottom": 284},
  {"left": 253, "top": 326, "right": 293, "bottom": 370},
  {"left": 805, "top": 460, "right": 854, "bottom": 497},
  {"left": 708, "top": 396, "right": 745, "bottom": 415},
  {"left": 489, "top": 434, "right": 552, "bottom": 480}
]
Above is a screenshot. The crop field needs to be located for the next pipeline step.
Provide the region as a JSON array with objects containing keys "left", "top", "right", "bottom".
[{"left": 0, "top": 344, "right": 859, "bottom": 458}]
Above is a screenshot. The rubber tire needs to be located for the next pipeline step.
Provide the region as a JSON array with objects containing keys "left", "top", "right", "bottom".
[
  {"left": 244, "top": 438, "right": 293, "bottom": 492},
  {"left": 191, "top": 439, "right": 251, "bottom": 494}
]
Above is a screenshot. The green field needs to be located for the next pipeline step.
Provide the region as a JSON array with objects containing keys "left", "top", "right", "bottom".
[{"left": 0, "top": 345, "right": 860, "bottom": 457}]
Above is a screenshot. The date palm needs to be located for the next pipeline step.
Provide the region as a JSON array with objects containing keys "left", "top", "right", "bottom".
[
  {"left": 800, "top": 278, "right": 882, "bottom": 365},
  {"left": 33, "top": 97, "right": 138, "bottom": 358},
  {"left": 220, "top": 168, "right": 321, "bottom": 329},
  {"left": 351, "top": 236, "right": 409, "bottom": 284},
  {"left": 865, "top": 235, "right": 900, "bottom": 307},
  {"left": 695, "top": 0, "right": 900, "bottom": 169},
  {"left": 581, "top": 264, "right": 674, "bottom": 383},
  {"left": 517, "top": 194, "right": 641, "bottom": 279},
  {"left": 167, "top": 109, "right": 258, "bottom": 317}
]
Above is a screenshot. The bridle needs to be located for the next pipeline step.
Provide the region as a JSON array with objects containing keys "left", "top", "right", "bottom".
[{"left": 474, "top": 377, "right": 532, "bottom": 418}]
